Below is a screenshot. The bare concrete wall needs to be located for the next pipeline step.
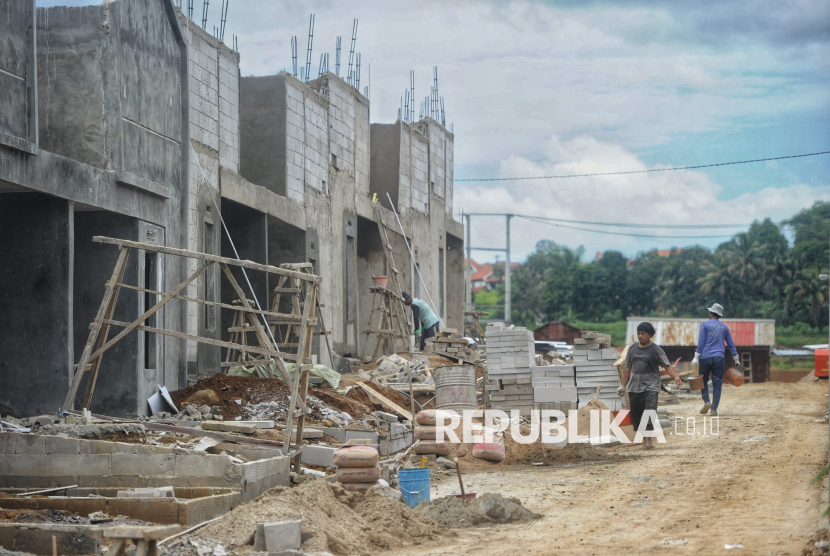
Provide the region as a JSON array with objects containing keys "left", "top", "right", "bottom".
[
  {"left": 0, "top": 0, "right": 37, "bottom": 147},
  {"left": 73, "top": 211, "right": 140, "bottom": 416},
  {"left": 0, "top": 193, "right": 72, "bottom": 417},
  {"left": 369, "top": 123, "right": 400, "bottom": 212},
  {"left": 446, "top": 232, "right": 464, "bottom": 331},
  {"left": 239, "top": 76, "right": 287, "bottom": 197}
]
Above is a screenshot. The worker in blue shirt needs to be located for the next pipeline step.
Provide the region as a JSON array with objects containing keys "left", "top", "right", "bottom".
[
  {"left": 691, "top": 303, "right": 739, "bottom": 417},
  {"left": 402, "top": 292, "right": 440, "bottom": 351}
]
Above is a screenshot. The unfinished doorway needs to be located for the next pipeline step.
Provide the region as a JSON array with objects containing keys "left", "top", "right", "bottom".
[
  {"left": 73, "top": 209, "right": 140, "bottom": 415},
  {"left": 219, "top": 199, "right": 267, "bottom": 356}
]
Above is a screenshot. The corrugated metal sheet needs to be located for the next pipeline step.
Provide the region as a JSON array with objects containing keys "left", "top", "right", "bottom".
[
  {"left": 626, "top": 317, "right": 775, "bottom": 347},
  {"left": 726, "top": 322, "right": 755, "bottom": 346},
  {"left": 755, "top": 322, "right": 775, "bottom": 346}
]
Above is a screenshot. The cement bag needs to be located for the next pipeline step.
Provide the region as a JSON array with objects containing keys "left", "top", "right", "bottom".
[
  {"left": 416, "top": 410, "right": 439, "bottom": 425},
  {"left": 413, "top": 440, "right": 453, "bottom": 456},
  {"left": 336, "top": 465, "right": 382, "bottom": 483},
  {"left": 472, "top": 442, "right": 505, "bottom": 463},
  {"left": 332, "top": 446, "right": 379, "bottom": 468},
  {"left": 340, "top": 481, "right": 380, "bottom": 493},
  {"left": 414, "top": 425, "right": 438, "bottom": 440}
]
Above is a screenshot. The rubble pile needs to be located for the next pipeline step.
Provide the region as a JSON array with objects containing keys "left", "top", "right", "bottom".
[
  {"left": 424, "top": 329, "right": 478, "bottom": 362},
  {"left": 358, "top": 353, "right": 432, "bottom": 388}
]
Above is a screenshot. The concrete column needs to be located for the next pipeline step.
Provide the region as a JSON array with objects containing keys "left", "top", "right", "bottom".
[{"left": 505, "top": 214, "right": 512, "bottom": 323}]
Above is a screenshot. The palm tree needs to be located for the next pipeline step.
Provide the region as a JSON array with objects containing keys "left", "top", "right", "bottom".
[{"left": 786, "top": 264, "right": 828, "bottom": 327}]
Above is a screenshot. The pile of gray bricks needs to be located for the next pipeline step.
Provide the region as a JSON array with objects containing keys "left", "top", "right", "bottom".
[
  {"left": 484, "top": 323, "right": 535, "bottom": 415},
  {"left": 573, "top": 332, "right": 626, "bottom": 411},
  {"left": 532, "top": 363, "right": 578, "bottom": 412}
]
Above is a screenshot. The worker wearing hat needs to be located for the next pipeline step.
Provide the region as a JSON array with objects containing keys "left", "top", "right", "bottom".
[
  {"left": 401, "top": 292, "right": 440, "bottom": 351},
  {"left": 691, "top": 303, "right": 738, "bottom": 417},
  {"left": 618, "top": 321, "right": 682, "bottom": 449}
]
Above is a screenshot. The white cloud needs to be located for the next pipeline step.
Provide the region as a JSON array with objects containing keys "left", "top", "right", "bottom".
[
  {"left": 456, "top": 135, "right": 830, "bottom": 261},
  {"left": 225, "top": 0, "right": 828, "bottom": 166}
]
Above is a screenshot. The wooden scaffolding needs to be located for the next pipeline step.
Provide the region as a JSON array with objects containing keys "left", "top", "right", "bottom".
[
  {"left": 64, "top": 236, "right": 320, "bottom": 469},
  {"left": 362, "top": 202, "right": 411, "bottom": 357}
]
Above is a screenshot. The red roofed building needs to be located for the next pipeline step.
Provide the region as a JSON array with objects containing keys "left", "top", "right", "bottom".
[{"left": 467, "top": 259, "right": 520, "bottom": 293}]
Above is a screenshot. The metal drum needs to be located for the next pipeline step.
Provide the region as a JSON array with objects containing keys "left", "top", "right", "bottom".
[{"left": 435, "top": 365, "right": 478, "bottom": 412}]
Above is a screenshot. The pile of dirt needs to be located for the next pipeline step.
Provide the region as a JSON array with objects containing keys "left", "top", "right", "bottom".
[
  {"left": 444, "top": 416, "right": 615, "bottom": 469},
  {"left": 199, "top": 480, "right": 451, "bottom": 555},
  {"left": 170, "top": 374, "right": 421, "bottom": 424},
  {"left": 416, "top": 493, "right": 542, "bottom": 528}
]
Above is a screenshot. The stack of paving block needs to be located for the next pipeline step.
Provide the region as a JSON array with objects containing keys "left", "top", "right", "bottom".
[
  {"left": 531, "top": 363, "right": 578, "bottom": 412},
  {"left": 484, "top": 323, "right": 535, "bottom": 415},
  {"left": 573, "top": 332, "right": 626, "bottom": 411},
  {"left": 424, "top": 329, "right": 478, "bottom": 362}
]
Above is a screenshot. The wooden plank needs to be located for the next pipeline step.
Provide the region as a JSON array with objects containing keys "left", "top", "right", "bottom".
[
  {"left": 64, "top": 246, "right": 130, "bottom": 409},
  {"left": 221, "top": 263, "right": 291, "bottom": 383},
  {"left": 356, "top": 382, "right": 413, "bottom": 421},
  {"left": 97, "top": 525, "right": 179, "bottom": 541},
  {"left": 93, "top": 236, "right": 319, "bottom": 282},
  {"left": 145, "top": 422, "right": 286, "bottom": 448},
  {"left": 102, "top": 319, "right": 300, "bottom": 361},
  {"left": 117, "top": 282, "right": 305, "bottom": 321},
  {"left": 84, "top": 261, "right": 211, "bottom": 367}
]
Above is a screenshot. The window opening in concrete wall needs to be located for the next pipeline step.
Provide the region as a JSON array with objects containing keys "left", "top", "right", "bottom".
[
  {"left": 144, "top": 252, "right": 158, "bottom": 370},
  {"left": 439, "top": 247, "right": 445, "bottom": 318},
  {"left": 204, "top": 222, "right": 216, "bottom": 331},
  {"left": 331, "top": 153, "right": 338, "bottom": 169}
]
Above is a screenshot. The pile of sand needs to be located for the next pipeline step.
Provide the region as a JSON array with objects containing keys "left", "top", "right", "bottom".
[
  {"left": 416, "top": 493, "right": 542, "bottom": 528},
  {"left": 199, "top": 481, "right": 452, "bottom": 555}
]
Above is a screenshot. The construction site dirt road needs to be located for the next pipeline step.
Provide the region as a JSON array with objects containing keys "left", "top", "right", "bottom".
[{"left": 389, "top": 380, "right": 828, "bottom": 555}]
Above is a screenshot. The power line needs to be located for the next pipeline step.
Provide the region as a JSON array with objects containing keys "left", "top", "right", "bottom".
[
  {"left": 466, "top": 212, "right": 751, "bottom": 229},
  {"left": 456, "top": 150, "right": 830, "bottom": 182},
  {"left": 518, "top": 215, "right": 737, "bottom": 239}
]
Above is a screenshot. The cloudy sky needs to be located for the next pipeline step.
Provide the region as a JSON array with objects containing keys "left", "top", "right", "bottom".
[{"left": 45, "top": 0, "right": 830, "bottom": 261}]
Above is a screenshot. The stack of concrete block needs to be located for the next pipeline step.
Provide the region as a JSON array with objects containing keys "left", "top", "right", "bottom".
[
  {"left": 573, "top": 332, "right": 626, "bottom": 411},
  {"left": 531, "top": 364, "right": 578, "bottom": 412},
  {"left": 425, "top": 329, "right": 477, "bottom": 361},
  {"left": 484, "top": 323, "right": 535, "bottom": 415}
]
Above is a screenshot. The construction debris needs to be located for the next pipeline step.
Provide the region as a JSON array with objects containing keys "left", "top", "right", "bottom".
[
  {"left": 198, "top": 480, "right": 451, "bottom": 555},
  {"left": 424, "top": 330, "right": 479, "bottom": 363},
  {"left": 416, "top": 493, "right": 542, "bottom": 528}
]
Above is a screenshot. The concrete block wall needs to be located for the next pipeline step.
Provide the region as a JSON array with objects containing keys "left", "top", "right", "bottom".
[
  {"left": 0, "top": 433, "right": 289, "bottom": 501},
  {"left": 406, "top": 126, "right": 430, "bottom": 215},
  {"left": 179, "top": 14, "right": 241, "bottom": 376}
]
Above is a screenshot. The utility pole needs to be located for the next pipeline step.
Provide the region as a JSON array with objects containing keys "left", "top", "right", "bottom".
[
  {"left": 505, "top": 214, "right": 512, "bottom": 323},
  {"left": 465, "top": 213, "right": 472, "bottom": 312}
]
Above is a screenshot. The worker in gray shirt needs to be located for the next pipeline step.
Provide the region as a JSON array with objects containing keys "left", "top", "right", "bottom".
[{"left": 618, "top": 322, "right": 682, "bottom": 449}]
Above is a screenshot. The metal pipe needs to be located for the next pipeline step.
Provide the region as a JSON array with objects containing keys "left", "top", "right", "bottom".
[{"left": 505, "top": 214, "right": 512, "bottom": 323}]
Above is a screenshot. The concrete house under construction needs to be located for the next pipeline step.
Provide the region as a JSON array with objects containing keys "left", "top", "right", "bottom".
[{"left": 0, "top": 0, "right": 463, "bottom": 418}]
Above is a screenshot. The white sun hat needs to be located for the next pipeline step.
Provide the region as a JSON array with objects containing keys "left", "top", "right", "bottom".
[{"left": 707, "top": 303, "right": 724, "bottom": 317}]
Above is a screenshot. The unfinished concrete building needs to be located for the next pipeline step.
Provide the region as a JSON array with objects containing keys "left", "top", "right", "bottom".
[{"left": 0, "top": 0, "right": 463, "bottom": 417}]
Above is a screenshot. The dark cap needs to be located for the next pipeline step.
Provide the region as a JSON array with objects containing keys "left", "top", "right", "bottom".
[
  {"left": 401, "top": 291, "right": 411, "bottom": 300},
  {"left": 637, "top": 321, "right": 656, "bottom": 337}
]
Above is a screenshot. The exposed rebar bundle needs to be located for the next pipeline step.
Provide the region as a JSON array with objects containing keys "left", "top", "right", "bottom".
[
  {"left": 347, "top": 19, "right": 358, "bottom": 85},
  {"left": 291, "top": 36, "right": 298, "bottom": 76},
  {"left": 304, "top": 14, "right": 315, "bottom": 83},
  {"left": 335, "top": 36, "right": 342, "bottom": 77}
]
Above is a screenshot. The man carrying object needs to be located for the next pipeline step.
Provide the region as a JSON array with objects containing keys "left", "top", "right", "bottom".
[
  {"left": 618, "top": 322, "right": 683, "bottom": 449},
  {"left": 691, "top": 303, "right": 738, "bottom": 417}
]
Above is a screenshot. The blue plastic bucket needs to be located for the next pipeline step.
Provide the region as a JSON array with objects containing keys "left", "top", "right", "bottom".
[{"left": 399, "top": 467, "right": 431, "bottom": 508}]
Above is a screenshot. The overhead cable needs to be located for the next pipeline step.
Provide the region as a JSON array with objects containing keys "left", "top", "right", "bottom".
[
  {"left": 456, "top": 150, "right": 830, "bottom": 182},
  {"left": 518, "top": 215, "right": 737, "bottom": 239}
]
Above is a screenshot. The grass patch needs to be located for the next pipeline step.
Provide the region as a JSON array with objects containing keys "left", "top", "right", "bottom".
[{"left": 771, "top": 355, "right": 815, "bottom": 371}]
